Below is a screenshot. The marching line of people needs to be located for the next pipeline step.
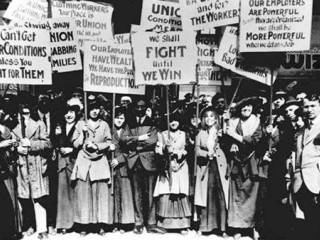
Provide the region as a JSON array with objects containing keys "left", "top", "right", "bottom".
[{"left": 0, "top": 88, "right": 319, "bottom": 240}]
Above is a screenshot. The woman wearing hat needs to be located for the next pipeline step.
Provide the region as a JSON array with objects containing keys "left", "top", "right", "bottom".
[
  {"left": 225, "top": 97, "right": 262, "bottom": 239},
  {"left": 71, "top": 96, "right": 114, "bottom": 236},
  {"left": 110, "top": 106, "right": 135, "bottom": 232},
  {"left": 53, "top": 98, "right": 83, "bottom": 233},
  {"left": 194, "top": 106, "right": 228, "bottom": 236},
  {"left": 153, "top": 112, "right": 191, "bottom": 234}
]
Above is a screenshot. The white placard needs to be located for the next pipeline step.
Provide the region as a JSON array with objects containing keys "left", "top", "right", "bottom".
[
  {"left": 215, "top": 26, "right": 275, "bottom": 85},
  {"left": 52, "top": 0, "right": 114, "bottom": 49},
  {"left": 12, "top": 18, "right": 82, "bottom": 73},
  {"left": 239, "top": 0, "right": 313, "bottom": 52},
  {"left": 196, "top": 34, "right": 230, "bottom": 86},
  {"left": 83, "top": 42, "right": 145, "bottom": 95},
  {"left": 4, "top": 0, "right": 47, "bottom": 23},
  {"left": 0, "top": 27, "right": 51, "bottom": 85},
  {"left": 140, "top": 0, "right": 182, "bottom": 32},
  {"left": 180, "top": 0, "right": 239, "bottom": 31},
  {"left": 132, "top": 31, "right": 197, "bottom": 85}
]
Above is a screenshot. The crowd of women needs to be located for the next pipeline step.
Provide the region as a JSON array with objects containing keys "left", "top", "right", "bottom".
[{"left": 0, "top": 88, "right": 319, "bottom": 240}]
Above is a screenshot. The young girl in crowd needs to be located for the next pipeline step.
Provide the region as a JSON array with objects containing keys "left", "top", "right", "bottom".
[
  {"left": 194, "top": 106, "right": 228, "bottom": 236},
  {"left": 154, "top": 112, "right": 191, "bottom": 235}
]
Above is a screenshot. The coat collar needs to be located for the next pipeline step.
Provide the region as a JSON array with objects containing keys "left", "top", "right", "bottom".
[
  {"left": 14, "top": 118, "right": 39, "bottom": 139},
  {"left": 303, "top": 115, "right": 320, "bottom": 145}
]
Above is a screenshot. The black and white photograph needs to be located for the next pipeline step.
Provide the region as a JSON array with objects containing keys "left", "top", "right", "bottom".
[{"left": 0, "top": 0, "right": 319, "bottom": 240}]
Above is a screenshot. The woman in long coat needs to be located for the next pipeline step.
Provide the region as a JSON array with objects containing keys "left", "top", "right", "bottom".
[
  {"left": 153, "top": 112, "right": 191, "bottom": 234},
  {"left": 110, "top": 107, "right": 134, "bottom": 232},
  {"left": 71, "top": 97, "right": 113, "bottom": 235},
  {"left": 194, "top": 106, "right": 228, "bottom": 235},
  {"left": 225, "top": 97, "right": 262, "bottom": 239},
  {"left": 0, "top": 124, "right": 20, "bottom": 240},
  {"left": 12, "top": 102, "right": 52, "bottom": 238},
  {"left": 53, "top": 100, "right": 83, "bottom": 233}
]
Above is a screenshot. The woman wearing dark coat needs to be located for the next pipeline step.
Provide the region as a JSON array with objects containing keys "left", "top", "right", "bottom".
[
  {"left": 53, "top": 99, "right": 83, "bottom": 233},
  {"left": 0, "top": 124, "right": 20, "bottom": 240},
  {"left": 225, "top": 97, "right": 263, "bottom": 239},
  {"left": 110, "top": 107, "right": 135, "bottom": 232}
]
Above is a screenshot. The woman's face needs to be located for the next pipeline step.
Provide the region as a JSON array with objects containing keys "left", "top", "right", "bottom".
[
  {"left": 190, "top": 116, "right": 200, "bottom": 127},
  {"left": 169, "top": 120, "right": 179, "bottom": 130},
  {"left": 241, "top": 105, "right": 253, "bottom": 118},
  {"left": 204, "top": 111, "right": 217, "bottom": 127},
  {"left": 146, "top": 107, "right": 152, "bottom": 118},
  {"left": 285, "top": 105, "right": 299, "bottom": 121},
  {"left": 114, "top": 114, "right": 125, "bottom": 128},
  {"left": 65, "top": 110, "right": 76, "bottom": 124},
  {"left": 21, "top": 107, "right": 31, "bottom": 120},
  {"left": 89, "top": 107, "right": 100, "bottom": 120},
  {"left": 295, "top": 116, "right": 305, "bottom": 129}
]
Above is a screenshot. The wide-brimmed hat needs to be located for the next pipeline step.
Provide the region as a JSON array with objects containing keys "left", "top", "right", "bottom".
[
  {"left": 17, "top": 91, "right": 35, "bottom": 110},
  {"left": 279, "top": 96, "right": 301, "bottom": 113},
  {"left": 235, "top": 96, "right": 260, "bottom": 110},
  {"left": 274, "top": 90, "right": 287, "bottom": 99},
  {"left": 114, "top": 105, "right": 127, "bottom": 117},
  {"left": 67, "top": 97, "right": 83, "bottom": 110},
  {"left": 87, "top": 95, "right": 100, "bottom": 110}
]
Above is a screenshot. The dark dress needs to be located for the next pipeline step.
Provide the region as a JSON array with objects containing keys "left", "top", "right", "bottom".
[
  {"left": 0, "top": 180, "right": 15, "bottom": 240},
  {"left": 53, "top": 121, "right": 80, "bottom": 230},
  {"left": 112, "top": 127, "right": 135, "bottom": 225},
  {"left": 227, "top": 115, "right": 262, "bottom": 229},
  {"left": 0, "top": 127, "right": 19, "bottom": 239},
  {"left": 0, "top": 125, "right": 22, "bottom": 239},
  {"left": 262, "top": 120, "right": 295, "bottom": 239}
]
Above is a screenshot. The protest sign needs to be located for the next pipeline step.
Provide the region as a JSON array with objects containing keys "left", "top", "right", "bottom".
[
  {"left": 49, "top": 18, "right": 82, "bottom": 72},
  {"left": 0, "top": 27, "right": 51, "bottom": 85},
  {"left": 140, "top": 0, "right": 182, "bottom": 32},
  {"left": 52, "top": 1, "right": 114, "bottom": 49},
  {"left": 196, "top": 34, "right": 230, "bottom": 86},
  {"left": 239, "top": 0, "right": 313, "bottom": 52},
  {"left": 215, "top": 26, "right": 275, "bottom": 85},
  {"left": 132, "top": 31, "right": 197, "bottom": 85},
  {"left": 180, "top": 0, "right": 239, "bottom": 31},
  {"left": 114, "top": 33, "right": 131, "bottom": 44},
  {"left": 12, "top": 18, "right": 82, "bottom": 73},
  {"left": 83, "top": 42, "right": 145, "bottom": 95},
  {"left": 4, "top": 0, "right": 48, "bottom": 23}
]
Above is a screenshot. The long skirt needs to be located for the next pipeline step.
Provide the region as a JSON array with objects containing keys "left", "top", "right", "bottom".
[
  {"left": 228, "top": 175, "right": 260, "bottom": 228},
  {"left": 197, "top": 160, "right": 227, "bottom": 232},
  {"left": 74, "top": 178, "right": 113, "bottom": 224},
  {"left": 113, "top": 169, "right": 134, "bottom": 224},
  {"left": 56, "top": 168, "right": 74, "bottom": 229},
  {"left": 156, "top": 194, "right": 191, "bottom": 229},
  {"left": 0, "top": 180, "right": 16, "bottom": 239},
  {"left": 4, "top": 177, "right": 22, "bottom": 235}
]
